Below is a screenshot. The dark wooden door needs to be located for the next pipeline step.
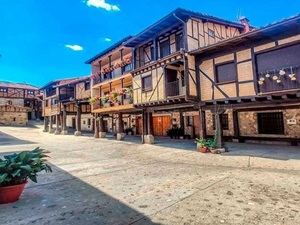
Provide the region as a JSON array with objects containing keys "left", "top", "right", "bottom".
[
  {"left": 135, "top": 117, "right": 143, "bottom": 135},
  {"left": 153, "top": 116, "right": 171, "bottom": 136},
  {"left": 72, "top": 118, "right": 76, "bottom": 129}
]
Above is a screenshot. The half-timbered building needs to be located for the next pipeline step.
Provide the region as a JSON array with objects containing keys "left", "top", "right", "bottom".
[
  {"left": 0, "top": 81, "right": 42, "bottom": 126},
  {"left": 86, "top": 36, "right": 140, "bottom": 140},
  {"left": 193, "top": 15, "right": 300, "bottom": 145},
  {"left": 41, "top": 76, "right": 92, "bottom": 135},
  {"left": 124, "top": 8, "right": 245, "bottom": 143}
]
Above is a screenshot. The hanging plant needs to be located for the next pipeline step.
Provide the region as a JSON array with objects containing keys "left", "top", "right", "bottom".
[
  {"left": 288, "top": 66, "right": 296, "bottom": 80},
  {"left": 279, "top": 69, "right": 286, "bottom": 76},
  {"left": 259, "top": 77, "right": 265, "bottom": 81},
  {"left": 265, "top": 73, "right": 271, "bottom": 78},
  {"left": 258, "top": 80, "right": 264, "bottom": 85},
  {"left": 272, "top": 75, "right": 278, "bottom": 81},
  {"left": 276, "top": 79, "right": 282, "bottom": 84},
  {"left": 291, "top": 76, "right": 297, "bottom": 81}
]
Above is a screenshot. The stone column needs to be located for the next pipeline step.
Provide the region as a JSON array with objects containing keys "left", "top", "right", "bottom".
[
  {"left": 54, "top": 114, "right": 61, "bottom": 135},
  {"left": 49, "top": 116, "right": 54, "bottom": 133},
  {"left": 116, "top": 112, "right": 125, "bottom": 140},
  {"left": 43, "top": 116, "right": 49, "bottom": 132},
  {"left": 94, "top": 114, "right": 99, "bottom": 138},
  {"left": 61, "top": 104, "right": 68, "bottom": 135},
  {"left": 144, "top": 111, "right": 154, "bottom": 144},
  {"left": 99, "top": 115, "right": 106, "bottom": 138},
  {"left": 74, "top": 104, "right": 82, "bottom": 136}
]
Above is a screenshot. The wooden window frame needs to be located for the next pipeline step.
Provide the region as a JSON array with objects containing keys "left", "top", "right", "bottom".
[
  {"left": 0, "top": 87, "right": 8, "bottom": 93},
  {"left": 141, "top": 75, "right": 153, "bottom": 92},
  {"left": 257, "top": 112, "right": 284, "bottom": 135},
  {"left": 208, "top": 29, "right": 215, "bottom": 38},
  {"left": 159, "top": 38, "right": 170, "bottom": 59},
  {"left": 214, "top": 61, "right": 237, "bottom": 84}
]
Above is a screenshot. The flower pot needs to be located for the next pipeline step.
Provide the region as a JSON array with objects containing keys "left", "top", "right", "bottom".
[
  {"left": 197, "top": 146, "right": 208, "bottom": 153},
  {"left": 0, "top": 181, "right": 27, "bottom": 204}
]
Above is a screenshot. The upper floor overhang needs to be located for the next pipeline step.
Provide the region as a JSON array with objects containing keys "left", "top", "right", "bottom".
[{"left": 124, "top": 8, "right": 244, "bottom": 48}]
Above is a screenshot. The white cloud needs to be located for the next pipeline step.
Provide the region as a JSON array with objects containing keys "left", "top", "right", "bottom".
[
  {"left": 65, "top": 44, "right": 84, "bottom": 51},
  {"left": 104, "top": 37, "right": 112, "bottom": 42},
  {"left": 86, "top": 0, "right": 120, "bottom": 11}
]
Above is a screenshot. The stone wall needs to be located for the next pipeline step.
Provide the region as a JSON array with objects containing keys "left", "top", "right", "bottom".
[
  {"left": 205, "top": 109, "right": 234, "bottom": 137},
  {"left": 239, "top": 108, "right": 300, "bottom": 138},
  {"left": 0, "top": 111, "right": 28, "bottom": 126},
  {"left": 0, "top": 98, "right": 24, "bottom": 106}
]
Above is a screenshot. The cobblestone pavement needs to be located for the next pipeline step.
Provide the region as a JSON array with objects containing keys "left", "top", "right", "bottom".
[{"left": 0, "top": 124, "right": 299, "bottom": 225}]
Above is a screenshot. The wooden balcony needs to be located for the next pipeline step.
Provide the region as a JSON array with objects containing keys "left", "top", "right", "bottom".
[
  {"left": 92, "top": 96, "right": 134, "bottom": 113},
  {"left": 43, "top": 104, "right": 60, "bottom": 116}
]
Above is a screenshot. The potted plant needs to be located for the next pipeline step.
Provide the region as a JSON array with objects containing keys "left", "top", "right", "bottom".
[
  {"left": 0, "top": 147, "right": 52, "bottom": 204},
  {"left": 195, "top": 138, "right": 209, "bottom": 153}
]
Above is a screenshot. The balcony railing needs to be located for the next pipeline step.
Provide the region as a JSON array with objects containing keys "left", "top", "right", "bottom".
[
  {"left": 166, "top": 80, "right": 180, "bottom": 97},
  {"left": 92, "top": 64, "right": 133, "bottom": 86},
  {"left": 92, "top": 95, "right": 133, "bottom": 111}
]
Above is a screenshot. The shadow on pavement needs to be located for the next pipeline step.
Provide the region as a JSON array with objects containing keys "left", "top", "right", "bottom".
[
  {"left": 0, "top": 131, "right": 36, "bottom": 146},
  {"left": 0, "top": 162, "right": 160, "bottom": 225},
  {"left": 224, "top": 142, "right": 300, "bottom": 161}
]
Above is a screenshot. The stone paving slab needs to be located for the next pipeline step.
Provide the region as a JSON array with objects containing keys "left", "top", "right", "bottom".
[{"left": 0, "top": 125, "right": 299, "bottom": 225}]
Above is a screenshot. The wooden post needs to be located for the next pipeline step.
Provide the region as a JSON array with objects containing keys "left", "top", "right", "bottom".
[
  {"left": 147, "top": 112, "right": 153, "bottom": 135},
  {"left": 232, "top": 110, "right": 240, "bottom": 142},
  {"left": 43, "top": 116, "right": 49, "bottom": 132},
  {"left": 116, "top": 112, "right": 124, "bottom": 140},
  {"left": 199, "top": 109, "right": 207, "bottom": 138},
  {"left": 179, "top": 112, "right": 184, "bottom": 129},
  {"left": 49, "top": 115, "right": 54, "bottom": 133},
  {"left": 141, "top": 111, "right": 145, "bottom": 143},
  {"left": 74, "top": 103, "right": 82, "bottom": 136},
  {"left": 94, "top": 114, "right": 99, "bottom": 138},
  {"left": 61, "top": 104, "right": 68, "bottom": 134},
  {"left": 214, "top": 112, "right": 223, "bottom": 148},
  {"left": 54, "top": 114, "right": 60, "bottom": 135}
]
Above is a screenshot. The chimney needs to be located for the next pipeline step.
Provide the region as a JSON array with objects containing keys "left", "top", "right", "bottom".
[{"left": 239, "top": 16, "right": 251, "bottom": 33}]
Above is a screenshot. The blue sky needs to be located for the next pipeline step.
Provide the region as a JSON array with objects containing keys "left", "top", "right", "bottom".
[{"left": 0, "top": 0, "right": 299, "bottom": 87}]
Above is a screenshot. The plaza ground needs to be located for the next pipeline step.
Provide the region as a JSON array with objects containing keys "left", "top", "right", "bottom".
[{"left": 0, "top": 124, "right": 299, "bottom": 225}]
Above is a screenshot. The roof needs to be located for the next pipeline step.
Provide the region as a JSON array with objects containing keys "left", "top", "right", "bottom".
[
  {"left": 40, "top": 76, "right": 89, "bottom": 90},
  {"left": 125, "top": 8, "right": 244, "bottom": 47},
  {"left": 191, "top": 14, "right": 300, "bottom": 55},
  {"left": 55, "top": 76, "right": 90, "bottom": 87},
  {"left": 0, "top": 81, "right": 38, "bottom": 90},
  {"left": 85, "top": 36, "right": 133, "bottom": 64}
]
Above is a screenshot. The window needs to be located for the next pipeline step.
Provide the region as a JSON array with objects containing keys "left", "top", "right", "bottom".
[
  {"left": 175, "top": 33, "right": 184, "bottom": 51},
  {"left": 215, "top": 62, "right": 237, "bottom": 83},
  {"left": 213, "top": 114, "right": 229, "bottom": 130},
  {"left": 87, "top": 119, "right": 91, "bottom": 126},
  {"left": 84, "top": 81, "right": 90, "bottom": 90},
  {"left": 257, "top": 112, "right": 284, "bottom": 135},
  {"left": 159, "top": 39, "right": 170, "bottom": 58},
  {"left": 27, "top": 90, "right": 34, "bottom": 95},
  {"left": 7, "top": 100, "right": 12, "bottom": 105},
  {"left": 0, "top": 88, "right": 7, "bottom": 92},
  {"left": 208, "top": 29, "right": 215, "bottom": 38},
  {"left": 142, "top": 75, "right": 152, "bottom": 91},
  {"left": 122, "top": 64, "right": 132, "bottom": 73}
]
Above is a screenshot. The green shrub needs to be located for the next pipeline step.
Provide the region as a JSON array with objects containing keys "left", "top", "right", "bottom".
[{"left": 0, "top": 147, "right": 52, "bottom": 187}]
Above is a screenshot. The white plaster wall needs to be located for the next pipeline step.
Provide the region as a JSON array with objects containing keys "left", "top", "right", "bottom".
[{"left": 66, "top": 114, "right": 93, "bottom": 131}]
